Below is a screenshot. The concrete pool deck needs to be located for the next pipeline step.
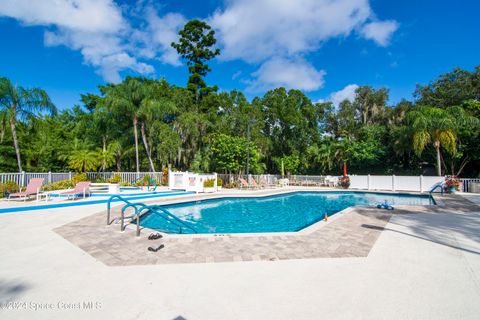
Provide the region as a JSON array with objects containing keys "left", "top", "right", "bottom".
[{"left": 0, "top": 188, "right": 479, "bottom": 319}]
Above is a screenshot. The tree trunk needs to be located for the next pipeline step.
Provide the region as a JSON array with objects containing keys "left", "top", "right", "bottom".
[
  {"left": 116, "top": 156, "right": 122, "bottom": 172},
  {"left": 133, "top": 115, "right": 140, "bottom": 174},
  {"left": 102, "top": 136, "right": 106, "bottom": 173},
  {"left": 10, "top": 113, "right": 22, "bottom": 173},
  {"left": 140, "top": 121, "right": 156, "bottom": 172},
  {"left": 434, "top": 140, "right": 442, "bottom": 176}
]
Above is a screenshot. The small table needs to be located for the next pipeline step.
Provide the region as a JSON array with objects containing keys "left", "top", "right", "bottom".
[{"left": 36, "top": 192, "right": 51, "bottom": 203}]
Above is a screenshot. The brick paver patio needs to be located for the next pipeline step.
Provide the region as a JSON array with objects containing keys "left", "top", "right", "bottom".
[{"left": 53, "top": 193, "right": 477, "bottom": 266}]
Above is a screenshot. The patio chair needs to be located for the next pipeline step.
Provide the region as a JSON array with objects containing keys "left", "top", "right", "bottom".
[
  {"left": 60, "top": 181, "right": 91, "bottom": 200},
  {"left": 8, "top": 178, "right": 44, "bottom": 202},
  {"left": 239, "top": 178, "right": 249, "bottom": 189},
  {"left": 260, "top": 177, "right": 272, "bottom": 188},
  {"left": 248, "top": 177, "right": 263, "bottom": 189}
]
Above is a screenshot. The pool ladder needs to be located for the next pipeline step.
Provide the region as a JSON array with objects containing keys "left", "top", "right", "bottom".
[
  {"left": 131, "top": 177, "right": 158, "bottom": 192},
  {"left": 106, "top": 195, "right": 197, "bottom": 237}
]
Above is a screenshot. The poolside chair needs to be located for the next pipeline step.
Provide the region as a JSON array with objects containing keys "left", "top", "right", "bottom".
[
  {"left": 260, "top": 177, "right": 272, "bottom": 189},
  {"left": 248, "top": 177, "right": 262, "bottom": 189},
  {"left": 239, "top": 178, "right": 249, "bottom": 189},
  {"left": 60, "top": 181, "right": 91, "bottom": 200},
  {"left": 8, "top": 178, "right": 44, "bottom": 202}
]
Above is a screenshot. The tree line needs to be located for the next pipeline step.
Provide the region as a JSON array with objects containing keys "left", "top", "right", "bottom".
[{"left": 1, "top": 20, "right": 479, "bottom": 177}]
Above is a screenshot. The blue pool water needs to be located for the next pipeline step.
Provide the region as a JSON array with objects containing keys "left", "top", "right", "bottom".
[{"left": 139, "top": 191, "right": 433, "bottom": 234}]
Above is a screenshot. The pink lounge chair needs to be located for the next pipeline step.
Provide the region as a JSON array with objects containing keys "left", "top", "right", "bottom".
[
  {"left": 8, "top": 178, "right": 44, "bottom": 202},
  {"left": 239, "top": 178, "right": 249, "bottom": 189},
  {"left": 60, "top": 181, "right": 91, "bottom": 200},
  {"left": 248, "top": 177, "right": 262, "bottom": 189}
]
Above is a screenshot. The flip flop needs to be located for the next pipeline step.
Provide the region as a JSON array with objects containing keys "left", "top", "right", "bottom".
[
  {"left": 148, "top": 244, "right": 165, "bottom": 252},
  {"left": 148, "top": 233, "right": 163, "bottom": 240}
]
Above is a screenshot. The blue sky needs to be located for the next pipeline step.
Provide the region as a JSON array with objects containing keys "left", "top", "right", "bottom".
[{"left": 0, "top": 0, "right": 479, "bottom": 110}]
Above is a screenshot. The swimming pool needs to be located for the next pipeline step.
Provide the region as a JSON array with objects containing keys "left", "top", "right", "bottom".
[{"left": 139, "top": 191, "right": 434, "bottom": 234}]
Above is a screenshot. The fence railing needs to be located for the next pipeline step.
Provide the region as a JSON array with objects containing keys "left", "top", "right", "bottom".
[
  {"left": 0, "top": 171, "right": 163, "bottom": 186},
  {"left": 1, "top": 172, "right": 479, "bottom": 192},
  {"left": 217, "top": 174, "right": 480, "bottom": 193},
  {"left": 460, "top": 178, "right": 480, "bottom": 192}
]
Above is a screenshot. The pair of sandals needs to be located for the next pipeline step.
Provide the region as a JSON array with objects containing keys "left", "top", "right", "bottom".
[{"left": 148, "top": 233, "right": 164, "bottom": 252}]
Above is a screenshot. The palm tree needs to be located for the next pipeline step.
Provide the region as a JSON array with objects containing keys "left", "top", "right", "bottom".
[
  {"left": 105, "top": 77, "right": 145, "bottom": 174},
  {"left": 67, "top": 149, "right": 99, "bottom": 173},
  {"left": 97, "top": 141, "right": 120, "bottom": 172},
  {"left": 138, "top": 81, "right": 177, "bottom": 172},
  {"left": 408, "top": 106, "right": 477, "bottom": 176},
  {"left": 0, "top": 77, "right": 56, "bottom": 172}
]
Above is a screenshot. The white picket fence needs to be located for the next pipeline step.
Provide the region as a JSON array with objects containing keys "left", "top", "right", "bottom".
[{"left": 0, "top": 171, "right": 162, "bottom": 186}]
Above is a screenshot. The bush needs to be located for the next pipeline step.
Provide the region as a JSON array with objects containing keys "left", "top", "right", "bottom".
[
  {"left": 339, "top": 176, "right": 350, "bottom": 189},
  {"left": 203, "top": 179, "right": 215, "bottom": 188},
  {"left": 72, "top": 173, "right": 88, "bottom": 184},
  {"left": 43, "top": 179, "right": 74, "bottom": 191},
  {"left": 107, "top": 174, "right": 121, "bottom": 183},
  {"left": 0, "top": 181, "right": 20, "bottom": 198},
  {"left": 217, "top": 177, "right": 223, "bottom": 187}
]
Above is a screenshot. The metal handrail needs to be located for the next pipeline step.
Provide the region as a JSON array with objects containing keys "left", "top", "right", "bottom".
[
  {"left": 429, "top": 183, "right": 444, "bottom": 196},
  {"left": 132, "top": 176, "right": 157, "bottom": 192},
  {"left": 106, "top": 195, "right": 132, "bottom": 225},
  {"left": 107, "top": 195, "right": 197, "bottom": 236},
  {"left": 106, "top": 195, "right": 142, "bottom": 236},
  {"left": 123, "top": 203, "right": 197, "bottom": 234},
  {"left": 149, "top": 205, "right": 197, "bottom": 234}
]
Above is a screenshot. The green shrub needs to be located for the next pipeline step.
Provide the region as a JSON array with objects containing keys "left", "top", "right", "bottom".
[
  {"left": 120, "top": 181, "right": 134, "bottom": 187},
  {"left": 43, "top": 179, "right": 74, "bottom": 191},
  {"left": 107, "top": 174, "right": 122, "bottom": 183},
  {"left": 203, "top": 179, "right": 215, "bottom": 188},
  {"left": 217, "top": 177, "right": 223, "bottom": 187},
  {"left": 72, "top": 173, "right": 88, "bottom": 184},
  {"left": 0, "top": 181, "right": 20, "bottom": 198}
]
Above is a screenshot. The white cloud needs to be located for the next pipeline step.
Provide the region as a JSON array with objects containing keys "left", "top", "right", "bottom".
[
  {"left": 246, "top": 57, "right": 326, "bottom": 92},
  {"left": 0, "top": 0, "right": 124, "bottom": 33},
  {"left": 0, "top": 0, "right": 185, "bottom": 83},
  {"left": 329, "top": 84, "right": 359, "bottom": 107},
  {"left": 360, "top": 21, "right": 399, "bottom": 46},
  {"left": 210, "top": 0, "right": 398, "bottom": 92},
  {"left": 138, "top": 9, "right": 186, "bottom": 66},
  {"left": 211, "top": 0, "right": 398, "bottom": 63}
]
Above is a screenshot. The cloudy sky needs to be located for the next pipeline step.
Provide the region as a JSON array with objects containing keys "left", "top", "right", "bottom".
[{"left": 0, "top": 0, "right": 479, "bottom": 109}]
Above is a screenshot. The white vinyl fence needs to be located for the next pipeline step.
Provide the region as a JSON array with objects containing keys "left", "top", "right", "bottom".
[
  {"left": 349, "top": 175, "right": 445, "bottom": 192},
  {"left": 218, "top": 173, "right": 479, "bottom": 193},
  {"left": 0, "top": 171, "right": 162, "bottom": 186},
  {"left": 1, "top": 171, "right": 479, "bottom": 193}
]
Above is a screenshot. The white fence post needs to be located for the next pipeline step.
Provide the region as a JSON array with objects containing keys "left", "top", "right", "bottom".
[
  {"left": 21, "top": 171, "right": 26, "bottom": 187},
  {"left": 392, "top": 175, "right": 396, "bottom": 191},
  {"left": 367, "top": 174, "right": 370, "bottom": 190},
  {"left": 48, "top": 171, "right": 52, "bottom": 184},
  {"left": 420, "top": 175, "right": 423, "bottom": 192}
]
